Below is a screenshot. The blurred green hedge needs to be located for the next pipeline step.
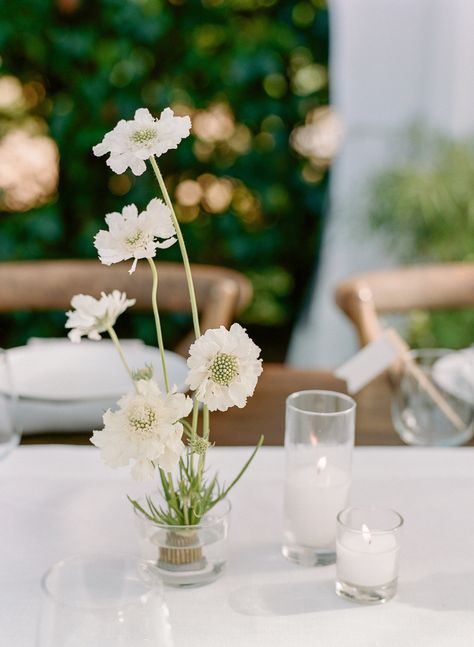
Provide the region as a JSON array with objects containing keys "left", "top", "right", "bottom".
[
  {"left": 369, "top": 133, "right": 474, "bottom": 349},
  {"left": 0, "top": 0, "right": 329, "bottom": 354}
]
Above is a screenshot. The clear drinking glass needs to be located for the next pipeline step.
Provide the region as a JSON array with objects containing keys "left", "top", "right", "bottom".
[
  {"left": 37, "top": 554, "right": 173, "bottom": 647},
  {"left": 282, "top": 390, "right": 356, "bottom": 566},
  {"left": 0, "top": 349, "right": 21, "bottom": 461},
  {"left": 392, "top": 349, "right": 474, "bottom": 446},
  {"left": 336, "top": 506, "right": 403, "bottom": 604}
]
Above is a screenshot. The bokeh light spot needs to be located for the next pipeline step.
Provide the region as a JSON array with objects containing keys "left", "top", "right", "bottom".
[
  {"left": 292, "top": 2, "right": 316, "bottom": 27},
  {"left": 290, "top": 106, "right": 343, "bottom": 169},
  {"left": 176, "top": 179, "right": 203, "bottom": 207},
  {"left": 254, "top": 132, "right": 275, "bottom": 152},
  {"left": 108, "top": 174, "right": 132, "bottom": 196},
  {"left": 193, "top": 103, "right": 235, "bottom": 142},
  {"left": 0, "top": 76, "right": 24, "bottom": 110},
  {"left": 292, "top": 64, "right": 326, "bottom": 96},
  {"left": 263, "top": 73, "right": 287, "bottom": 99},
  {"left": 0, "top": 130, "right": 58, "bottom": 211},
  {"left": 176, "top": 204, "right": 200, "bottom": 223},
  {"left": 261, "top": 114, "right": 284, "bottom": 131},
  {"left": 228, "top": 124, "right": 252, "bottom": 154}
]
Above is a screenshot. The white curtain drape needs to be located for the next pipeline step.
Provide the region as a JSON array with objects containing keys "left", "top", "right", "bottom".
[{"left": 288, "top": 0, "right": 474, "bottom": 368}]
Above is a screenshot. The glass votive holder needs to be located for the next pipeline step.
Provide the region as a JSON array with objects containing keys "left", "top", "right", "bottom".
[
  {"left": 282, "top": 390, "right": 356, "bottom": 567},
  {"left": 37, "top": 554, "right": 173, "bottom": 647},
  {"left": 336, "top": 507, "right": 403, "bottom": 604},
  {"left": 391, "top": 349, "right": 474, "bottom": 446}
]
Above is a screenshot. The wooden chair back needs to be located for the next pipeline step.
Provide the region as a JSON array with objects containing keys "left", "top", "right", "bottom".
[
  {"left": 0, "top": 260, "right": 252, "bottom": 355},
  {"left": 335, "top": 263, "right": 474, "bottom": 346}
]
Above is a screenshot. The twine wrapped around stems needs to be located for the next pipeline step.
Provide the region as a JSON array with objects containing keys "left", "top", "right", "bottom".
[{"left": 158, "top": 530, "right": 205, "bottom": 570}]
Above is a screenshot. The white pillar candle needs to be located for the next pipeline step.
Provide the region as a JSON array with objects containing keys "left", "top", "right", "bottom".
[
  {"left": 284, "top": 458, "right": 350, "bottom": 547},
  {"left": 336, "top": 526, "right": 399, "bottom": 587}
]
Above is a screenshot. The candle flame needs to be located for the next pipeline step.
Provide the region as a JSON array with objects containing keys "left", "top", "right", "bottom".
[
  {"left": 316, "top": 456, "right": 327, "bottom": 475},
  {"left": 362, "top": 523, "right": 372, "bottom": 544}
]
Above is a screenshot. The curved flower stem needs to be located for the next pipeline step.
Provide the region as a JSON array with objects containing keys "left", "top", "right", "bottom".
[
  {"left": 149, "top": 156, "right": 210, "bottom": 475},
  {"left": 148, "top": 156, "right": 219, "bottom": 510},
  {"left": 149, "top": 156, "right": 201, "bottom": 339},
  {"left": 107, "top": 326, "right": 135, "bottom": 387},
  {"left": 147, "top": 258, "right": 170, "bottom": 393},
  {"left": 181, "top": 419, "right": 193, "bottom": 436}
]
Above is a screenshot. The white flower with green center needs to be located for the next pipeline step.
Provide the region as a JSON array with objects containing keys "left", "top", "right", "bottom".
[
  {"left": 91, "top": 380, "right": 193, "bottom": 480},
  {"left": 92, "top": 107, "right": 192, "bottom": 176},
  {"left": 65, "top": 290, "right": 135, "bottom": 343},
  {"left": 94, "top": 198, "right": 176, "bottom": 274},
  {"left": 186, "top": 323, "right": 263, "bottom": 412}
]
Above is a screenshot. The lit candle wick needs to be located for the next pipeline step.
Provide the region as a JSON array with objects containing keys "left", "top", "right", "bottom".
[
  {"left": 362, "top": 523, "right": 372, "bottom": 544},
  {"left": 316, "top": 456, "right": 327, "bottom": 475}
]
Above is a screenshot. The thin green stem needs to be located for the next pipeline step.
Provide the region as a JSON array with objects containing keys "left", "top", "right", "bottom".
[
  {"left": 149, "top": 156, "right": 201, "bottom": 339},
  {"left": 202, "top": 404, "right": 210, "bottom": 442},
  {"left": 107, "top": 326, "right": 135, "bottom": 386},
  {"left": 188, "top": 398, "right": 200, "bottom": 476},
  {"left": 197, "top": 405, "right": 210, "bottom": 481},
  {"left": 191, "top": 399, "right": 199, "bottom": 441},
  {"left": 181, "top": 419, "right": 193, "bottom": 436},
  {"left": 167, "top": 472, "right": 179, "bottom": 517},
  {"left": 182, "top": 493, "right": 190, "bottom": 526},
  {"left": 149, "top": 156, "right": 215, "bottom": 513},
  {"left": 147, "top": 258, "right": 169, "bottom": 393}
]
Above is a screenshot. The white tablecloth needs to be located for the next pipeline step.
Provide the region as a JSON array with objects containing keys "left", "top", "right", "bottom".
[{"left": 1, "top": 446, "right": 474, "bottom": 646}]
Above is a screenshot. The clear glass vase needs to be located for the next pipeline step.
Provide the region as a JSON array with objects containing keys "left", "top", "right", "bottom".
[
  {"left": 37, "top": 554, "right": 173, "bottom": 647},
  {"left": 391, "top": 348, "right": 474, "bottom": 446},
  {"left": 135, "top": 498, "right": 231, "bottom": 588}
]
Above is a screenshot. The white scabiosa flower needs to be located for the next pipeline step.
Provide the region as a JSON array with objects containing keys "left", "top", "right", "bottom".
[
  {"left": 65, "top": 291, "right": 135, "bottom": 343},
  {"left": 91, "top": 380, "right": 193, "bottom": 480},
  {"left": 92, "top": 107, "right": 192, "bottom": 176},
  {"left": 186, "top": 323, "right": 263, "bottom": 412},
  {"left": 94, "top": 198, "right": 176, "bottom": 274}
]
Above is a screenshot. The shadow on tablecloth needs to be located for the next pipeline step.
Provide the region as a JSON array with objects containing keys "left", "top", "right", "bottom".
[
  {"left": 229, "top": 580, "right": 353, "bottom": 616},
  {"left": 398, "top": 572, "right": 474, "bottom": 612}
]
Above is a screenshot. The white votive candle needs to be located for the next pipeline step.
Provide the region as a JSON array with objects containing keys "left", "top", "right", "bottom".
[
  {"left": 337, "top": 529, "right": 398, "bottom": 586},
  {"left": 284, "top": 459, "right": 350, "bottom": 548},
  {"left": 335, "top": 507, "right": 403, "bottom": 604}
]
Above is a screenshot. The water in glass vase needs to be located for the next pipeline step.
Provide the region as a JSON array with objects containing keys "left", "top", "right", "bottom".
[{"left": 136, "top": 498, "right": 231, "bottom": 587}]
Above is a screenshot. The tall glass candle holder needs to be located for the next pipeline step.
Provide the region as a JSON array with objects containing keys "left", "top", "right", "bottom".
[
  {"left": 282, "top": 390, "right": 355, "bottom": 566},
  {"left": 336, "top": 507, "right": 403, "bottom": 604}
]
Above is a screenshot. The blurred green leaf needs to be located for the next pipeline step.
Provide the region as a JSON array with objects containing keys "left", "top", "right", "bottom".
[{"left": 369, "top": 132, "right": 474, "bottom": 349}]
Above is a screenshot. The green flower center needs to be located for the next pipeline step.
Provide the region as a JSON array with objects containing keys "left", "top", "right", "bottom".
[
  {"left": 130, "top": 128, "right": 157, "bottom": 145},
  {"left": 125, "top": 229, "right": 147, "bottom": 250},
  {"left": 189, "top": 436, "right": 210, "bottom": 456},
  {"left": 209, "top": 353, "right": 239, "bottom": 386},
  {"left": 128, "top": 405, "right": 157, "bottom": 436}
]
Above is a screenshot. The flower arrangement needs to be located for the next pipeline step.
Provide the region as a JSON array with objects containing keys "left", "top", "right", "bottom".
[{"left": 65, "top": 107, "right": 263, "bottom": 532}]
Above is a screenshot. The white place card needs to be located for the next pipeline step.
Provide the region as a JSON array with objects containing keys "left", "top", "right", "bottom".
[{"left": 334, "top": 330, "right": 402, "bottom": 394}]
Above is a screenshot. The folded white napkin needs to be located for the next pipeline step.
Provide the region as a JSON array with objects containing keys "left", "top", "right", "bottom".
[{"left": 432, "top": 348, "right": 474, "bottom": 405}]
